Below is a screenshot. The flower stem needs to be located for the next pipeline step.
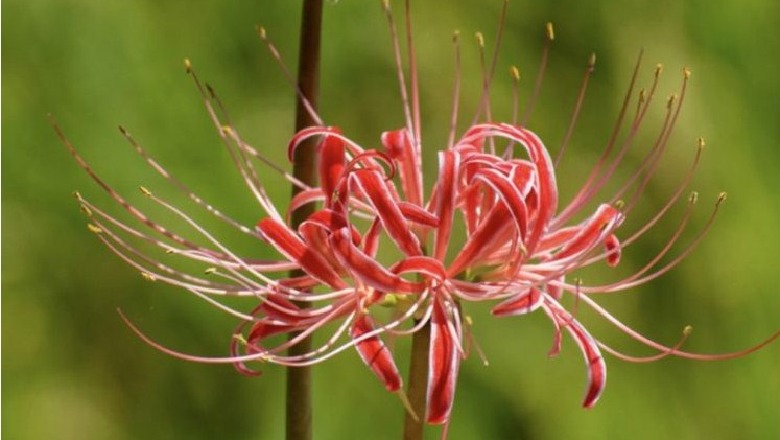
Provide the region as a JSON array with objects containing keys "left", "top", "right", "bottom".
[
  {"left": 286, "top": 1, "right": 323, "bottom": 440},
  {"left": 403, "top": 321, "right": 430, "bottom": 440}
]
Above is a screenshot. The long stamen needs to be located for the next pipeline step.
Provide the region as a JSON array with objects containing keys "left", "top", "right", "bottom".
[
  {"left": 255, "top": 26, "right": 324, "bottom": 126},
  {"left": 520, "top": 22, "right": 554, "bottom": 126},
  {"left": 555, "top": 52, "right": 596, "bottom": 167},
  {"left": 447, "top": 31, "right": 462, "bottom": 149}
]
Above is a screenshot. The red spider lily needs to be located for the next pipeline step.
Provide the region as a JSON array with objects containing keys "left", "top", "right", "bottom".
[{"left": 56, "top": 0, "right": 778, "bottom": 432}]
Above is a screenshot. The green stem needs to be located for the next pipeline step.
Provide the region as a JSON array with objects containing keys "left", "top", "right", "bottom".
[
  {"left": 286, "top": 1, "right": 323, "bottom": 440},
  {"left": 403, "top": 321, "right": 430, "bottom": 440}
]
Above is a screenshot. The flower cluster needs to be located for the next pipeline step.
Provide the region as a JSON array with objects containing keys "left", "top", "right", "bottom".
[{"left": 58, "top": 2, "right": 777, "bottom": 430}]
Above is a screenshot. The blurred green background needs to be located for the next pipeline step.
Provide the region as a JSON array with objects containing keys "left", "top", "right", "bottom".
[{"left": 3, "top": 0, "right": 780, "bottom": 439}]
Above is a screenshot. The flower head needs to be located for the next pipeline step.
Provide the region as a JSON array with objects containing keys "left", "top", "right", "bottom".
[{"left": 57, "top": 0, "right": 778, "bottom": 430}]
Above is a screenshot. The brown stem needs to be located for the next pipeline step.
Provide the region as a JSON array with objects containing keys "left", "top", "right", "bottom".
[
  {"left": 403, "top": 321, "right": 430, "bottom": 440},
  {"left": 286, "top": 1, "right": 323, "bottom": 440}
]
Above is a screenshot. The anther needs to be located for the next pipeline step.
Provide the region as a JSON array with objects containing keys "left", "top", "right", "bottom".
[
  {"left": 72, "top": 191, "right": 84, "bottom": 201},
  {"left": 545, "top": 22, "right": 554, "bottom": 41},
  {"left": 475, "top": 31, "right": 485, "bottom": 48},
  {"left": 688, "top": 191, "right": 699, "bottom": 205},
  {"left": 139, "top": 186, "right": 152, "bottom": 197},
  {"left": 452, "top": 30, "right": 460, "bottom": 43},
  {"left": 87, "top": 224, "right": 103, "bottom": 234},
  {"left": 683, "top": 325, "right": 693, "bottom": 336},
  {"left": 655, "top": 63, "right": 663, "bottom": 77},
  {"left": 256, "top": 26, "right": 267, "bottom": 40},
  {"left": 233, "top": 333, "right": 248, "bottom": 345},
  {"left": 697, "top": 137, "right": 706, "bottom": 150},
  {"left": 588, "top": 52, "right": 596, "bottom": 69},
  {"left": 141, "top": 272, "right": 157, "bottom": 282},
  {"left": 683, "top": 67, "right": 691, "bottom": 79},
  {"left": 717, "top": 192, "right": 728, "bottom": 205},
  {"left": 510, "top": 65, "right": 520, "bottom": 81},
  {"left": 79, "top": 204, "right": 93, "bottom": 217},
  {"left": 614, "top": 200, "right": 626, "bottom": 210},
  {"left": 666, "top": 94, "right": 677, "bottom": 110},
  {"left": 204, "top": 267, "right": 218, "bottom": 275},
  {"left": 183, "top": 58, "right": 192, "bottom": 73}
]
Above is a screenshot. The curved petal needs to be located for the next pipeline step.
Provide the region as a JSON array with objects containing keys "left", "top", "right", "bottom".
[{"left": 351, "top": 314, "right": 403, "bottom": 392}]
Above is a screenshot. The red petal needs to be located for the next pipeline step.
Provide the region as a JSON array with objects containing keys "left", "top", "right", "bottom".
[
  {"left": 545, "top": 300, "right": 607, "bottom": 408},
  {"left": 605, "top": 234, "right": 621, "bottom": 267},
  {"left": 491, "top": 287, "right": 543, "bottom": 316},
  {"left": 318, "top": 130, "right": 346, "bottom": 206},
  {"left": 330, "top": 228, "right": 422, "bottom": 293},
  {"left": 432, "top": 151, "right": 459, "bottom": 261},
  {"left": 351, "top": 169, "right": 422, "bottom": 257},
  {"left": 381, "top": 129, "right": 423, "bottom": 206},
  {"left": 426, "top": 299, "right": 460, "bottom": 425},
  {"left": 257, "top": 218, "right": 347, "bottom": 289},
  {"left": 351, "top": 314, "right": 402, "bottom": 392},
  {"left": 554, "top": 204, "right": 623, "bottom": 262}
]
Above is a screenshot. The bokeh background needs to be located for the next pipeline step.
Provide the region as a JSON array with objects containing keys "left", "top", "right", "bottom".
[{"left": 4, "top": 0, "right": 780, "bottom": 439}]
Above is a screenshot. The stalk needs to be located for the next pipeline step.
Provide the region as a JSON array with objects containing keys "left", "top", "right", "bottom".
[{"left": 286, "top": 1, "right": 323, "bottom": 439}]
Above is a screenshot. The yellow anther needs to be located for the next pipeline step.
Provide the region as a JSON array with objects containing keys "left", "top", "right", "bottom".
[
  {"left": 683, "top": 325, "right": 693, "bottom": 336},
  {"left": 139, "top": 186, "right": 152, "bottom": 197},
  {"left": 688, "top": 191, "right": 699, "bottom": 204},
  {"left": 141, "top": 272, "right": 156, "bottom": 282},
  {"left": 655, "top": 63, "right": 664, "bottom": 76},
  {"left": 545, "top": 22, "right": 555, "bottom": 41},
  {"left": 475, "top": 31, "right": 484, "bottom": 48},
  {"left": 183, "top": 58, "right": 192, "bottom": 73},
  {"left": 204, "top": 267, "right": 218, "bottom": 275},
  {"left": 87, "top": 224, "right": 103, "bottom": 234},
  {"left": 717, "top": 192, "right": 728, "bottom": 204},
  {"left": 257, "top": 26, "right": 267, "bottom": 40},
  {"left": 683, "top": 67, "right": 691, "bottom": 79},
  {"left": 697, "top": 137, "right": 706, "bottom": 150},
  {"left": 510, "top": 65, "right": 520, "bottom": 81},
  {"left": 588, "top": 52, "right": 596, "bottom": 67},
  {"left": 79, "top": 204, "right": 93, "bottom": 217},
  {"left": 233, "top": 333, "right": 248, "bottom": 345}
]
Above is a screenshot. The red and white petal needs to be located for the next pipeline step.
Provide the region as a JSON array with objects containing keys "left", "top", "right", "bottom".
[
  {"left": 545, "top": 300, "right": 607, "bottom": 408},
  {"left": 351, "top": 314, "right": 402, "bottom": 392},
  {"left": 381, "top": 129, "right": 423, "bottom": 207},
  {"left": 330, "top": 228, "right": 422, "bottom": 293},
  {"left": 426, "top": 299, "right": 461, "bottom": 425},
  {"left": 256, "top": 218, "right": 347, "bottom": 289},
  {"left": 350, "top": 169, "right": 422, "bottom": 256},
  {"left": 491, "top": 287, "right": 543, "bottom": 316}
]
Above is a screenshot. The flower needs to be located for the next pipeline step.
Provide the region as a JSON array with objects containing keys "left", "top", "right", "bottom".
[{"left": 57, "top": 0, "right": 778, "bottom": 431}]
